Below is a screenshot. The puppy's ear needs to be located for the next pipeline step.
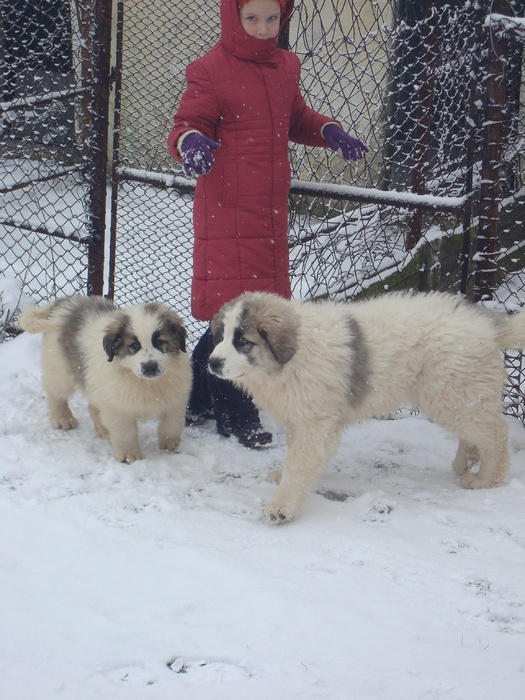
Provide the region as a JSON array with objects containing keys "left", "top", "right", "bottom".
[
  {"left": 167, "top": 322, "right": 187, "bottom": 353},
  {"left": 210, "top": 312, "right": 224, "bottom": 347},
  {"left": 103, "top": 318, "right": 125, "bottom": 362},
  {"left": 151, "top": 305, "right": 188, "bottom": 353},
  {"left": 257, "top": 316, "right": 298, "bottom": 366}
]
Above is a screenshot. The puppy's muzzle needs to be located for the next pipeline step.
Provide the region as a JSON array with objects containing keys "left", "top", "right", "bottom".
[
  {"left": 208, "top": 356, "right": 224, "bottom": 377},
  {"left": 140, "top": 360, "right": 161, "bottom": 378}
]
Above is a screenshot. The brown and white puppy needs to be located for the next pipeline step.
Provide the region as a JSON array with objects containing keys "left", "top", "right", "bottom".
[
  {"left": 20, "top": 295, "right": 192, "bottom": 463},
  {"left": 209, "top": 291, "right": 525, "bottom": 524}
]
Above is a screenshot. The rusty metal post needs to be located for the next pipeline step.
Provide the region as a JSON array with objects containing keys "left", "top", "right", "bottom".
[
  {"left": 406, "top": 3, "right": 438, "bottom": 253},
  {"left": 86, "top": 0, "right": 113, "bottom": 296},
  {"left": 474, "top": 0, "right": 509, "bottom": 301},
  {"left": 75, "top": 0, "right": 93, "bottom": 148},
  {"left": 107, "top": 0, "right": 125, "bottom": 301},
  {"left": 461, "top": 1, "right": 485, "bottom": 297}
]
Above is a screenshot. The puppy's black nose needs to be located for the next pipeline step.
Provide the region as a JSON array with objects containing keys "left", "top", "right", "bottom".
[
  {"left": 208, "top": 356, "right": 224, "bottom": 376},
  {"left": 141, "top": 360, "right": 160, "bottom": 378}
]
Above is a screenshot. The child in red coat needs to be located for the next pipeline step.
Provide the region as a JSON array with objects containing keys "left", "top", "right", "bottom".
[{"left": 168, "top": 0, "right": 367, "bottom": 447}]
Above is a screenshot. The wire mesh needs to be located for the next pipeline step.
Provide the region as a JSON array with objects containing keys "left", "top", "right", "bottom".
[
  {"left": 112, "top": 2, "right": 481, "bottom": 326},
  {"left": 0, "top": 0, "right": 110, "bottom": 312},
  {"left": 2, "top": 0, "right": 525, "bottom": 419},
  {"left": 106, "top": 0, "right": 525, "bottom": 423}
]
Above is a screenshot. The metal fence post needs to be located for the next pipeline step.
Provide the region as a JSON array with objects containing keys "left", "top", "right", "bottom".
[
  {"left": 474, "top": 0, "right": 510, "bottom": 301},
  {"left": 461, "top": 1, "right": 486, "bottom": 297},
  {"left": 107, "top": 0, "right": 125, "bottom": 301},
  {"left": 86, "top": 0, "right": 113, "bottom": 296},
  {"left": 406, "top": 1, "right": 438, "bottom": 253}
]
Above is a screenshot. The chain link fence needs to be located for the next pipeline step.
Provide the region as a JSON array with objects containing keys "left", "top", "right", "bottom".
[
  {"left": 1, "top": 0, "right": 85, "bottom": 305},
  {"left": 2, "top": 0, "right": 525, "bottom": 419},
  {"left": 113, "top": 0, "right": 524, "bottom": 302},
  {"left": 1, "top": 0, "right": 113, "bottom": 323}
]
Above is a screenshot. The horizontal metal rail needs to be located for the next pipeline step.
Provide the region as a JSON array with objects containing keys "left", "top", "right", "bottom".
[
  {"left": 0, "top": 166, "right": 83, "bottom": 194},
  {"left": 116, "top": 167, "right": 469, "bottom": 213},
  {"left": 2, "top": 218, "right": 89, "bottom": 244},
  {"left": 1, "top": 87, "right": 89, "bottom": 113}
]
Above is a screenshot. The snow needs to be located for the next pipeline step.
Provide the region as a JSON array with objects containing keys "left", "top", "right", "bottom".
[
  {"left": 0, "top": 87, "right": 87, "bottom": 113},
  {"left": 2, "top": 330, "right": 525, "bottom": 699},
  {"left": 117, "top": 166, "right": 196, "bottom": 191},
  {"left": 116, "top": 167, "right": 468, "bottom": 212},
  {"left": 289, "top": 179, "right": 468, "bottom": 211},
  {"left": 487, "top": 14, "right": 525, "bottom": 42}
]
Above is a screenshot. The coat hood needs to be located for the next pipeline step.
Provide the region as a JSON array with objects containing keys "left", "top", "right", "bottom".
[{"left": 219, "top": 0, "right": 294, "bottom": 63}]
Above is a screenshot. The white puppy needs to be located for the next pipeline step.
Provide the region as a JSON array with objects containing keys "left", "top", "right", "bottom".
[
  {"left": 20, "top": 295, "right": 192, "bottom": 463},
  {"left": 209, "top": 291, "right": 525, "bottom": 523}
]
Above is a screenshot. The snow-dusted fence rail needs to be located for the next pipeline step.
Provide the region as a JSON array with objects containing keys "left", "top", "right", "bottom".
[{"left": 2, "top": 0, "right": 525, "bottom": 421}]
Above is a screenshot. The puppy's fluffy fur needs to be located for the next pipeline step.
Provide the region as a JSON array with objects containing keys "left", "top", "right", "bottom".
[
  {"left": 209, "top": 291, "right": 525, "bottom": 523},
  {"left": 20, "top": 295, "right": 192, "bottom": 463}
]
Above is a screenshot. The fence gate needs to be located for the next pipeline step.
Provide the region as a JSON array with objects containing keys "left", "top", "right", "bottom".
[
  {"left": 109, "top": 0, "right": 525, "bottom": 420},
  {"left": 1, "top": 0, "right": 525, "bottom": 421}
]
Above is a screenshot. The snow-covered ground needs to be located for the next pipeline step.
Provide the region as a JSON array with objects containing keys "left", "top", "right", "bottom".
[
  {"left": 1, "top": 325, "right": 525, "bottom": 699},
  {"left": 2, "top": 156, "right": 525, "bottom": 697}
]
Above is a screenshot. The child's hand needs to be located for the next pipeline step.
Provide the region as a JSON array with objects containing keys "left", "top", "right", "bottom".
[
  {"left": 180, "top": 133, "right": 220, "bottom": 177},
  {"left": 322, "top": 124, "right": 368, "bottom": 161}
]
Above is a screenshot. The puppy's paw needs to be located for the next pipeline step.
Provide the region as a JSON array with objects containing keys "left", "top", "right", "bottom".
[
  {"left": 460, "top": 473, "right": 493, "bottom": 489},
  {"left": 266, "top": 469, "right": 282, "bottom": 484},
  {"left": 51, "top": 415, "right": 78, "bottom": 430},
  {"left": 95, "top": 424, "right": 110, "bottom": 439},
  {"left": 263, "top": 501, "right": 295, "bottom": 524},
  {"left": 115, "top": 449, "right": 144, "bottom": 464},
  {"left": 159, "top": 436, "right": 181, "bottom": 451},
  {"left": 452, "top": 457, "right": 469, "bottom": 476},
  {"left": 452, "top": 446, "right": 480, "bottom": 475}
]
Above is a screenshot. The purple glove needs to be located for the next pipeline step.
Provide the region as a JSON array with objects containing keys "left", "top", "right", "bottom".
[
  {"left": 323, "top": 124, "right": 368, "bottom": 161},
  {"left": 180, "top": 133, "right": 220, "bottom": 177}
]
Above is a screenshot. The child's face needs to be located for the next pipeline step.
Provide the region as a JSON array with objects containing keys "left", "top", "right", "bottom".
[{"left": 239, "top": 0, "right": 282, "bottom": 40}]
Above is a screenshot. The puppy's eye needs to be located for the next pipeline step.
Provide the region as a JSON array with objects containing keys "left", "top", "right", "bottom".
[
  {"left": 233, "top": 328, "right": 253, "bottom": 351},
  {"left": 236, "top": 336, "right": 253, "bottom": 348},
  {"left": 128, "top": 340, "right": 141, "bottom": 353},
  {"left": 152, "top": 330, "right": 169, "bottom": 353}
]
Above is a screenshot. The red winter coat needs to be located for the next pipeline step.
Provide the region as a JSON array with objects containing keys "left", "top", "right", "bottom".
[{"left": 168, "top": 0, "right": 335, "bottom": 321}]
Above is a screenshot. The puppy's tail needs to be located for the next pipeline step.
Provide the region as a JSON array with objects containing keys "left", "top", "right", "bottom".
[
  {"left": 19, "top": 304, "right": 59, "bottom": 334},
  {"left": 494, "top": 309, "right": 525, "bottom": 349}
]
